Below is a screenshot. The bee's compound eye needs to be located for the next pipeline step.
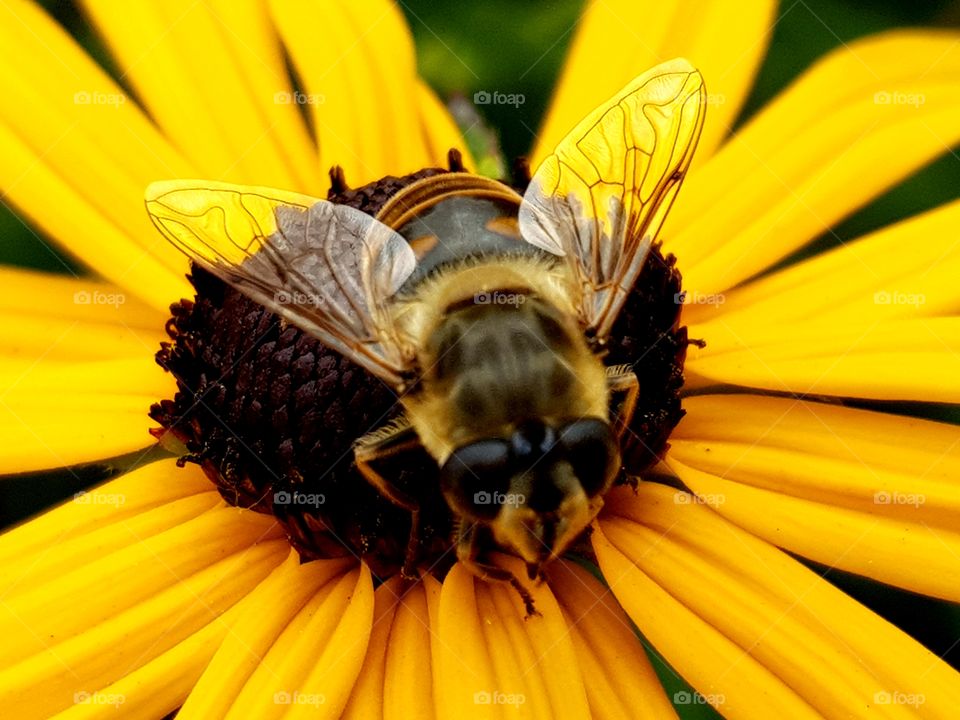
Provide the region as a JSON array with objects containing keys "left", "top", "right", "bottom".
[
  {"left": 558, "top": 418, "right": 621, "bottom": 497},
  {"left": 439, "top": 439, "right": 512, "bottom": 520}
]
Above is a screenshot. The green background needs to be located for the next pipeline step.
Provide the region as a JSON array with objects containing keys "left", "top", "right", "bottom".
[{"left": 4, "top": 1, "right": 960, "bottom": 716}]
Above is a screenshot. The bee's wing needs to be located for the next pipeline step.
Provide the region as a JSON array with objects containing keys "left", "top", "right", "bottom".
[
  {"left": 518, "top": 58, "right": 705, "bottom": 340},
  {"left": 145, "top": 180, "right": 416, "bottom": 386}
]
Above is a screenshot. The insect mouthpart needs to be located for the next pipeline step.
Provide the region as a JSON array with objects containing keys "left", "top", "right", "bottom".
[{"left": 439, "top": 418, "right": 618, "bottom": 548}]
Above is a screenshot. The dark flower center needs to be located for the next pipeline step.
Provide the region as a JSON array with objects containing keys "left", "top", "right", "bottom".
[{"left": 150, "top": 165, "right": 693, "bottom": 580}]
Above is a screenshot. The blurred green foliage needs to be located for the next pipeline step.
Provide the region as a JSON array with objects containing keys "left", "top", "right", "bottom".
[{"left": 3, "top": 2, "right": 960, "bottom": 715}]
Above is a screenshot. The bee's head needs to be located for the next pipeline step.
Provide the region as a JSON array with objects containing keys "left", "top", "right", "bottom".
[{"left": 439, "top": 417, "right": 620, "bottom": 575}]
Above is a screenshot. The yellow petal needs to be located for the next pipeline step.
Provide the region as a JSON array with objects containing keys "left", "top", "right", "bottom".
[
  {"left": 1, "top": 493, "right": 222, "bottom": 601},
  {"left": 0, "top": 0, "right": 196, "bottom": 310},
  {"left": 0, "top": 125, "right": 189, "bottom": 314},
  {"left": 0, "top": 261, "right": 166, "bottom": 350},
  {"left": 533, "top": 0, "right": 776, "bottom": 166},
  {"left": 341, "top": 577, "right": 437, "bottom": 720},
  {"left": 547, "top": 560, "right": 678, "bottom": 719},
  {"left": 0, "top": 357, "right": 172, "bottom": 399},
  {"left": 269, "top": 0, "right": 431, "bottom": 184},
  {"left": 0, "top": 353, "right": 173, "bottom": 473},
  {"left": 196, "top": 0, "right": 326, "bottom": 192},
  {"left": 3, "top": 543, "right": 283, "bottom": 718},
  {"left": 0, "top": 353, "right": 174, "bottom": 394},
  {"left": 596, "top": 483, "right": 960, "bottom": 719},
  {"left": 0, "top": 1, "right": 192, "bottom": 187},
  {"left": 416, "top": 80, "right": 475, "bottom": 170},
  {"left": 219, "top": 564, "right": 374, "bottom": 720},
  {"left": 0, "top": 403, "right": 154, "bottom": 474},
  {"left": 0, "top": 489, "right": 286, "bottom": 718},
  {"left": 669, "top": 394, "right": 960, "bottom": 601},
  {"left": 596, "top": 523, "right": 820, "bottom": 720},
  {"left": 0, "top": 267, "right": 161, "bottom": 329},
  {"left": 424, "top": 573, "right": 444, "bottom": 700},
  {"left": 178, "top": 551, "right": 356, "bottom": 719},
  {"left": 683, "top": 197, "right": 960, "bottom": 328},
  {"left": 51, "top": 610, "right": 232, "bottom": 720},
  {"left": 684, "top": 316, "right": 960, "bottom": 401},
  {"left": 339, "top": 1, "right": 435, "bottom": 176},
  {"left": 81, "top": 0, "right": 304, "bottom": 190},
  {"left": 340, "top": 578, "right": 401, "bottom": 720},
  {"left": 0, "top": 311, "right": 163, "bottom": 362},
  {"left": 435, "top": 558, "right": 589, "bottom": 720},
  {"left": 383, "top": 578, "right": 438, "bottom": 720},
  {"left": 669, "top": 31, "right": 960, "bottom": 296},
  {"left": 0, "top": 501, "right": 284, "bottom": 663},
  {"left": 0, "top": 460, "right": 211, "bottom": 565}
]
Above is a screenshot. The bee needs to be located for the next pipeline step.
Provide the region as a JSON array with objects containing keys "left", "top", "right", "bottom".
[{"left": 146, "top": 58, "right": 705, "bottom": 600}]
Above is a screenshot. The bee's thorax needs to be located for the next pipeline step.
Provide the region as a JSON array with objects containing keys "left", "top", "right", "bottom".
[{"left": 402, "top": 297, "right": 608, "bottom": 464}]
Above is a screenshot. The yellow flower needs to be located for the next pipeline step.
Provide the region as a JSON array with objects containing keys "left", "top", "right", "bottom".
[{"left": 1, "top": 1, "right": 960, "bottom": 718}]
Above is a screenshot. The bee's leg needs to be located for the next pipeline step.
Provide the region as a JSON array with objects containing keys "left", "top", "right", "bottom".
[
  {"left": 355, "top": 457, "right": 422, "bottom": 579},
  {"left": 455, "top": 521, "right": 540, "bottom": 617},
  {"left": 400, "top": 508, "right": 422, "bottom": 580},
  {"left": 605, "top": 364, "right": 640, "bottom": 440},
  {"left": 354, "top": 417, "right": 425, "bottom": 579}
]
